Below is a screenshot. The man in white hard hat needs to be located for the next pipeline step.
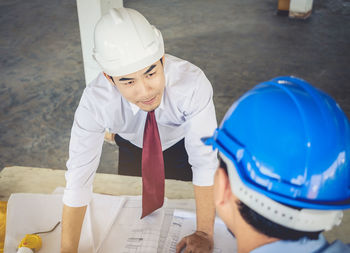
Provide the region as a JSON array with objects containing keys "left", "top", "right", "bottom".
[
  {"left": 61, "top": 7, "right": 217, "bottom": 253},
  {"left": 206, "top": 77, "right": 350, "bottom": 253}
]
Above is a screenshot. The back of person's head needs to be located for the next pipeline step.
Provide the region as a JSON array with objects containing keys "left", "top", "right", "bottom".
[{"left": 204, "top": 76, "right": 350, "bottom": 240}]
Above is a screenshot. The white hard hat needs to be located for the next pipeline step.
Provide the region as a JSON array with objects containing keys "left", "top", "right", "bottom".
[{"left": 93, "top": 8, "right": 164, "bottom": 77}]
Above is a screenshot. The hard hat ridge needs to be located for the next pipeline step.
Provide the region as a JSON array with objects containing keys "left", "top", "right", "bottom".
[{"left": 109, "top": 7, "right": 123, "bottom": 24}]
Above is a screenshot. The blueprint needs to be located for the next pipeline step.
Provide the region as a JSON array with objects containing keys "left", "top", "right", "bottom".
[{"left": 161, "top": 210, "right": 237, "bottom": 253}]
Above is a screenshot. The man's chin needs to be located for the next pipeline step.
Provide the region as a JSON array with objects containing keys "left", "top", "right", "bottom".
[
  {"left": 137, "top": 99, "right": 161, "bottom": 112},
  {"left": 138, "top": 103, "right": 160, "bottom": 112}
]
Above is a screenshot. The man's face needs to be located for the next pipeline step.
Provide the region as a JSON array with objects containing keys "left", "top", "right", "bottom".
[
  {"left": 107, "top": 59, "right": 165, "bottom": 112},
  {"left": 213, "top": 163, "right": 239, "bottom": 237},
  {"left": 214, "top": 168, "right": 228, "bottom": 223}
]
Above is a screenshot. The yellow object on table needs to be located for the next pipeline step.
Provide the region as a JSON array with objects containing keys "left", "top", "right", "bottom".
[
  {"left": 18, "top": 234, "right": 42, "bottom": 252},
  {"left": 0, "top": 201, "right": 7, "bottom": 253}
]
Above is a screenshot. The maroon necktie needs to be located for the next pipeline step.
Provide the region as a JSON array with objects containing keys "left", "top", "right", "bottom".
[{"left": 141, "top": 110, "right": 165, "bottom": 218}]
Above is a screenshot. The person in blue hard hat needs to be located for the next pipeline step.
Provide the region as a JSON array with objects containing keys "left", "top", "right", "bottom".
[{"left": 204, "top": 76, "right": 350, "bottom": 253}]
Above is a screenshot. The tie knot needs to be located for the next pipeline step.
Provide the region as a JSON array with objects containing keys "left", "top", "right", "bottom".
[{"left": 148, "top": 110, "right": 155, "bottom": 120}]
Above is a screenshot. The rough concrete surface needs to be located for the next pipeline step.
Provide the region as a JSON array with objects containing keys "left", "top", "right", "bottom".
[{"left": 1, "top": 0, "right": 349, "bottom": 172}]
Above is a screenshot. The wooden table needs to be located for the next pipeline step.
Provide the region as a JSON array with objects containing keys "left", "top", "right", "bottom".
[
  {"left": 0, "top": 166, "right": 349, "bottom": 244},
  {"left": 0, "top": 166, "right": 194, "bottom": 201}
]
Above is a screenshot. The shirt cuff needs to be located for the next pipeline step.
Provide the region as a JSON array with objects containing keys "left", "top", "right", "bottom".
[
  {"left": 62, "top": 186, "right": 93, "bottom": 207},
  {"left": 191, "top": 166, "right": 216, "bottom": 186}
]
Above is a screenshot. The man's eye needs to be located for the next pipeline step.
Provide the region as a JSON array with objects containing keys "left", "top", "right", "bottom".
[
  {"left": 125, "top": 81, "right": 134, "bottom": 85},
  {"left": 148, "top": 72, "right": 156, "bottom": 78}
]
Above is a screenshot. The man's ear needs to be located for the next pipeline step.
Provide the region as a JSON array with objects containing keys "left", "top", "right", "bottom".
[
  {"left": 103, "top": 72, "right": 115, "bottom": 85},
  {"left": 214, "top": 168, "right": 233, "bottom": 207},
  {"left": 160, "top": 55, "right": 165, "bottom": 66}
]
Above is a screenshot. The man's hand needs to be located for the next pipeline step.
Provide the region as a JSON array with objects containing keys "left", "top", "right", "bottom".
[
  {"left": 176, "top": 231, "right": 214, "bottom": 253},
  {"left": 177, "top": 185, "right": 215, "bottom": 252}
]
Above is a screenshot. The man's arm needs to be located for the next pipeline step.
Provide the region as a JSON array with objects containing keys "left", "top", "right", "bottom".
[
  {"left": 176, "top": 185, "right": 215, "bottom": 253},
  {"left": 60, "top": 205, "right": 87, "bottom": 253},
  {"left": 176, "top": 69, "right": 218, "bottom": 253},
  {"left": 194, "top": 185, "right": 215, "bottom": 235}
]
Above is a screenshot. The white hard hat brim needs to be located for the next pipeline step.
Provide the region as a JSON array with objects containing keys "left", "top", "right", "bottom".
[{"left": 94, "top": 36, "right": 164, "bottom": 77}]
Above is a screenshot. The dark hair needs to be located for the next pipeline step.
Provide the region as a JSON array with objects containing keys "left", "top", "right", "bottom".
[{"left": 219, "top": 157, "right": 322, "bottom": 241}]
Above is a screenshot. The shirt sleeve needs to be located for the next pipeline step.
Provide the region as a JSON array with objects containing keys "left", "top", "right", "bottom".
[
  {"left": 184, "top": 72, "right": 218, "bottom": 186},
  {"left": 63, "top": 91, "right": 105, "bottom": 207}
]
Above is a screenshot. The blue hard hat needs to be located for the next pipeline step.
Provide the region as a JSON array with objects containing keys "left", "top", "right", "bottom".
[{"left": 205, "top": 76, "right": 350, "bottom": 210}]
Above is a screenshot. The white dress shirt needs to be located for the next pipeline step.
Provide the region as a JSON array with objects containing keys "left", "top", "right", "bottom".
[{"left": 64, "top": 54, "right": 218, "bottom": 207}]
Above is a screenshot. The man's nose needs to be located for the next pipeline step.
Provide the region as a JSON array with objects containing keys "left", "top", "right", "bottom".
[{"left": 138, "top": 79, "right": 152, "bottom": 96}]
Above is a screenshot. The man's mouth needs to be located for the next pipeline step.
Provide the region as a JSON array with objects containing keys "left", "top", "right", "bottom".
[{"left": 141, "top": 96, "right": 156, "bottom": 105}]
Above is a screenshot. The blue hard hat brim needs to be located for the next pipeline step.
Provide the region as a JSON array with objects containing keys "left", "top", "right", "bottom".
[
  {"left": 202, "top": 130, "right": 350, "bottom": 210},
  {"left": 201, "top": 136, "right": 214, "bottom": 146}
]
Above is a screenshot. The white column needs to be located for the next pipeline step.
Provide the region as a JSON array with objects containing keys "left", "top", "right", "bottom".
[
  {"left": 76, "top": 0, "right": 123, "bottom": 85},
  {"left": 289, "top": 0, "right": 313, "bottom": 19}
]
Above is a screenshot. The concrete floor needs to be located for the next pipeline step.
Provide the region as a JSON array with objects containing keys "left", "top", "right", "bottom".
[{"left": 1, "top": 0, "right": 350, "bottom": 173}]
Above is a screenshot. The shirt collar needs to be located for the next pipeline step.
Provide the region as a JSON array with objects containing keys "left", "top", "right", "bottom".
[
  {"left": 158, "top": 91, "right": 165, "bottom": 110},
  {"left": 128, "top": 101, "right": 140, "bottom": 115}
]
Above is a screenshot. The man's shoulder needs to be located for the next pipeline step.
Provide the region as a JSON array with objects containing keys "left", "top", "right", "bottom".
[
  {"left": 78, "top": 72, "right": 122, "bottom": 116},
  {"left": 164, "top": 54, "right": 211, "bottom": 95},
  {"left": 320, "top": 240, "right": 350, "bottom": 253},
  {"left": 83, "top": 73, "right": 121, "bottom": 102},
  {"left": 164, "top": 54, "right": 204, "bottom": 77},
  {"left": 86, "top": 72, "right": 115, "bottom": 92}
]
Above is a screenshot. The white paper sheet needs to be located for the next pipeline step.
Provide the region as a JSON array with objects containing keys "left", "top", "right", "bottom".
[
  {"left": 4, "top": 193, "right": 236, "bottom": 253},
  {"left": 4, "top": 193, "right": 63, "bottom": 253},
  {"left": 4, "top": 194, "right": 165, "bottom": 253},
  {"left": 98, "top": 196, "right": 165, "bottom": 253},
  {"left": 81, "top": 194, "right": 126, "bottom": 253},
  {"left": 161, "top": 209, "right": 237, "bottom": 253},
  {"left": 4, "top": 193, "right": 128, "bottom": 253}
]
